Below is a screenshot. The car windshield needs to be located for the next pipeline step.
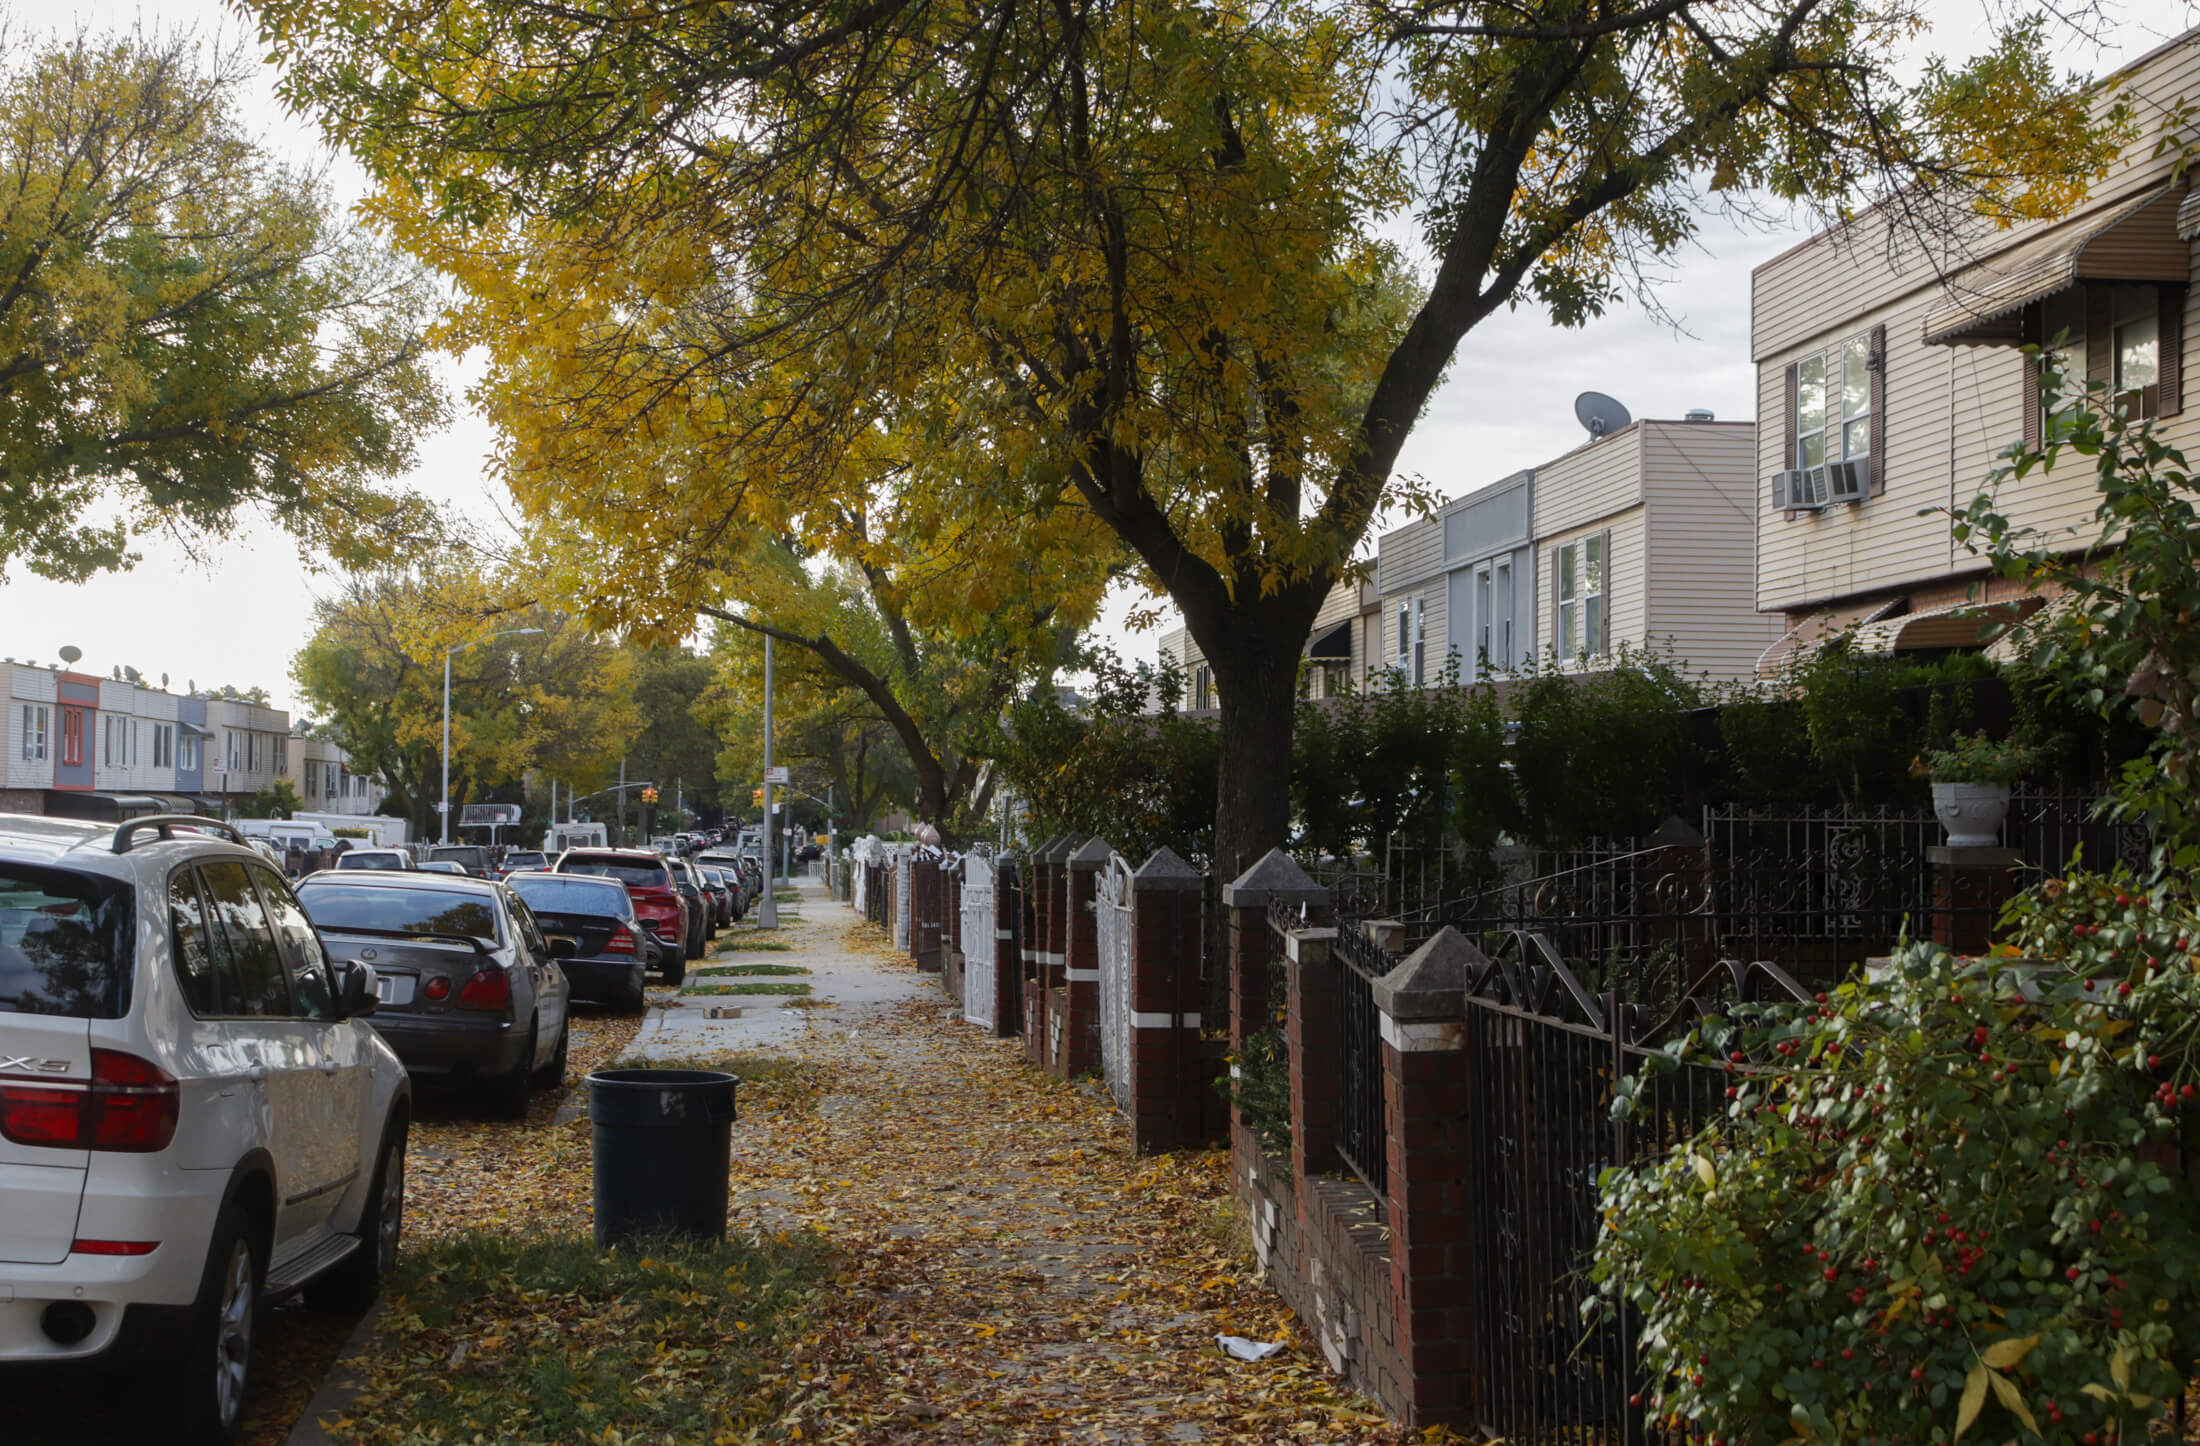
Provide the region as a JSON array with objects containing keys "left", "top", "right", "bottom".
[
  {"left": 296, "top": 883, "right": 502, "bottom": 943},
  {"left": 503, "top": 853, "right": 547, "bottom": 868},
  {"left": 560, "top": 856, "right": 669, "bottom": 889},
  {"left": 337, "top": 853, "right": 401, "bottom": 870},
  {"left": 506, "top": 875, "right": 630, "bottom": 918},
  {"left": 0, "top": 864, "right": 134, "bottom": 1018}
]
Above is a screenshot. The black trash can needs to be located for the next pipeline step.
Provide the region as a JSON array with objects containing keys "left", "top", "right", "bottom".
[{"left": 586, "top": 1068, "right": 740, "bottom": 1249}]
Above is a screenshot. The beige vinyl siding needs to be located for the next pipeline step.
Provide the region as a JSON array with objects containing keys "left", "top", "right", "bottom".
[
  {"left": 1535, "top": 510, "right": 1645, "bottom": 664},
  {"left": 1754, "top": 35, "right": 2200, "bottom": 364},
  {"left": 1535, "top": 427, "right": 1645, "bottom": 536},
  {"left": 1753, "top": 32, "right": 2200, "bottom": 614},
  {"left": 1376, "top": 512, "right": 1448, "bottom": 677},
  {"left": 1638, "top": 422, "right": 1786, "bottom": 679}
]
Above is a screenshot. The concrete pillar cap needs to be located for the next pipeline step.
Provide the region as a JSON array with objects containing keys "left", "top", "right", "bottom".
[
  {"left": 1220, "top": 847, "right": 1328, "bottom": 909},
  {"left": 1068, "top": 837, "right": 1113, "bottom": 870},
  {"left": 1131, "top": 845, "right": 1205, "bottom": 892},
  {"left": 1371, "top": 926, "right": 1483, "bottom": 1023}
]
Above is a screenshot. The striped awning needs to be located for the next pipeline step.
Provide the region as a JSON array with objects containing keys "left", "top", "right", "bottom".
[
  {"left": 1849, "top": 596, "right": 2047, "bottom": 655},
  {"left": 1757, "top": 595, "right": 1907, "bottom": 677},
  {"left": 1922, "top": 185, "right": 2187, "bottom": 346}
]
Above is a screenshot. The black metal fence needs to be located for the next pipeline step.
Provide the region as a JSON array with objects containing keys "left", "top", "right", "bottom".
[
  {"left": 1457, "top": 933, "right": 1809, "bottom": 1446},
  {"left": 1330, "top": 922, "right": 1390, "bottom": 1194}
]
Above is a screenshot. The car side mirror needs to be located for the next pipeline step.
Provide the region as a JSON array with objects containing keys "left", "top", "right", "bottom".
[
  {"left": 548, "top": 937, "right": 579, "bottom": 960},
  {"left": 341, "top": 961, "right": 379, "bottom": 1018}
]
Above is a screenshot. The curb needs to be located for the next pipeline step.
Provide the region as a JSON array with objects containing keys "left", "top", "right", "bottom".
[{"left": 280, "top": 1300, "right": 384, "bottom": 1446}]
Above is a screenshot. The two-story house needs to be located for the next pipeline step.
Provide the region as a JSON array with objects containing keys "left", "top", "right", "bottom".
[
  {"left": 288, "top": 726, "right": 387, "bottom": 816},
  {"left": 1751, "top": 27, "right": 2200, "bottom": 666},
  {"left": 3, "top": 661, "right": 58, "bottom": 815},
  {"left": 92, "top": 676, "right": 181, "bottom": 799},
  {"left": 204, "top": 696, "right": 292, "bottom": 813},
  {"left": 1375, "top": 415, "right": 1781, "bottom": 683}
]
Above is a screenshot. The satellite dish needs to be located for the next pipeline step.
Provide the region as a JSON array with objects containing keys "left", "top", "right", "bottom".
[
  {"left": 57, "top": 645, "right": 81, "bottom": 664},
  {"left": 1574, "top": 391, "right": 1633, "bottom": 439}
]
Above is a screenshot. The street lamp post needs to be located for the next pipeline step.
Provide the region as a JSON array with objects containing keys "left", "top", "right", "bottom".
[{"left": 441, "top": 627, "right": 544, "bottom": 845}]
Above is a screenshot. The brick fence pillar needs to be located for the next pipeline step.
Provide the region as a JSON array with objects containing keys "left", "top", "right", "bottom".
[
  {"left": 1372, "top": 927, "right": 1480, "bottom": 1430},
  {"left": 1283, "top": 923, "right": 1342, "bottom": 1180},
  {"left": 995, "top": 855, "right": 1024, "bottom": 1039},
  {"left": 1063, "top": 838, "right": 1110, "bottom": 1078},
  {"left": 1219, "top": 850, "right": 1329, "bottom": 1170},
  {"left": 1928, "top": 845, "right": 2024, "bottom": 956},
  {"left": 1041, "top": 836, "right": 1080, "bottom": 1078},
  {"left": 1127, "top": 845, "right": 1205, "bottom": 1153}
]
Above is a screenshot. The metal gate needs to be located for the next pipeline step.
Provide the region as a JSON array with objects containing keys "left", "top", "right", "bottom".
[
  {"left": 962, "top": 852, "right": 998, "bottom": 1029},
  {"left": 1096, "top": 852, "right": 1134, "bottom": 1112}
]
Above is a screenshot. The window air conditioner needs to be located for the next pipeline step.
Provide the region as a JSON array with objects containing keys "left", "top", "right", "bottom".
[
  {"left": 1771, "top": 467, "right": 1827, "bottom": 511},
  {"left": 1824, "top": 457, "right": 1868, "bottom": 505}
]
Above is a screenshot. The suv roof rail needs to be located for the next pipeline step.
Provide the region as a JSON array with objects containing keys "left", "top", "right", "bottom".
[{"left": 113, "top": 814, "right": 248, "bottom": 854}]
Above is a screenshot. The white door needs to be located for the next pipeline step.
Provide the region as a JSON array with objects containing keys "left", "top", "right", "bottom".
[
  {"left": 253, "top": 865, "right": 365, "bottom": 1232},
  {"left": 961, "top": 856, "right": 995, "bottom": 1030}
]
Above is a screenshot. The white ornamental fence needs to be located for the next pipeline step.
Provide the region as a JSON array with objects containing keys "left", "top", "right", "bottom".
[
  {"left": 961, "top": 851, "right": 999, "bottom": 1030},
  {"left": 894, "top": 844, "right": 914, "bottom": 950},
  {"left": 1095, "top": 850, "right": 1135, "bottom": 1114}
]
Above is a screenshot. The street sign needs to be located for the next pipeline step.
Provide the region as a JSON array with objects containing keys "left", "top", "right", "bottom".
[
  {"left": 764, "top": 766, "right": 789, "bottom": 785},
  {"left": 459, "top": 803, "right": 523, "bottom": 826}
]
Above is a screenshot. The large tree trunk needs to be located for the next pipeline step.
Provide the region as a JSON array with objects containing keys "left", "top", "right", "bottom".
[{"left": 1189, "top": 600, "right": 1314, "bottom": 1029}]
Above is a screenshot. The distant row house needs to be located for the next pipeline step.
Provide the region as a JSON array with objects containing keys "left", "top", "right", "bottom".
[
  {"left": 1159, "top": 411, "right": 1778, "bottom": 701},
  {"left": 1163, "top": 26, "right": 2200, "bottom": 709},
  {"left": 0, "top": 658, "right": 383, "bottom": 822}
]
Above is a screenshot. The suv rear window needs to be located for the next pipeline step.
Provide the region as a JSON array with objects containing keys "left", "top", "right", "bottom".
[
  {"left": 0, "top": 865, "right": 133, "bottom": 1018},
  {"left": 295, "top": 883, "right": 503, "bottom": 944},
  {"left": 506, "top": 875, "right": 630, "bottom": 917},
  {"left": 426, "top": 846, "right": 487, "bottom": 868},
  {"left": 560, "top": 855, "right": 670, "bottom": 889}
]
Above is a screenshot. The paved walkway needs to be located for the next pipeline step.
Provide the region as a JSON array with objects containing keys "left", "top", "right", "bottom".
[{"left": 644, "top": 874, "right": 1406, "bottom": 1444}]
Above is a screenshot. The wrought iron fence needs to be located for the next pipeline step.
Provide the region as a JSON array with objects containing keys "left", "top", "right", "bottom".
[
  {"left": 1457, "top": 932, "right": 1810, "bottom": 1446},
  {"left": 2007, "top": 785, "right": 2150, "bottom": 878},
  {"left": 1330, "top": 921, "right": 1391, "bottom": 1195}
]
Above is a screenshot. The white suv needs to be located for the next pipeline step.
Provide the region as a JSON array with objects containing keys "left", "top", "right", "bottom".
[{"left": 0, "top": 814, "right": 409, "bottom": 1444}]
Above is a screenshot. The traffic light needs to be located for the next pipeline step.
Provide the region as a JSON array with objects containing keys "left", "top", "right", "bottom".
[
  {"left": 752, "top": 787, "right": 764, "bottom": 806},
  {"left": 641, "top": 786, "right": 659, "bottom": 804}
]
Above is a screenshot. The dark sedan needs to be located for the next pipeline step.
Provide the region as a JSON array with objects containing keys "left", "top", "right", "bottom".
[
  {"left": 504, "top": 872, "right": 650, "bottom": 1013},
  {"left": 295, "top": 872, "right": 574, "bottom": 1117}
]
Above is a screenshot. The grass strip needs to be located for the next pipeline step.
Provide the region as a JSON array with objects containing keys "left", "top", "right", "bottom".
[
  {"left": 682, "top": 980, "right": 813, "bottom": 996},
  {"left": 694, "top": 962, "right": 811, "bottom": 977},
  {"left": 712, "top": 938, "right": 794, "bottom": 953},
  {"left": 339, "top": 1231, "right": 824, "bottom": 1445}
]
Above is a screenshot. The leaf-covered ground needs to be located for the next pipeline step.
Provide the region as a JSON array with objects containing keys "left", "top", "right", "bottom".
[
  {"left": 293, "top": 887, "right": 1465, "bottom": 1442},
  {"left": 706, "top": 910, "right": 1455, "bottom": 1444}
]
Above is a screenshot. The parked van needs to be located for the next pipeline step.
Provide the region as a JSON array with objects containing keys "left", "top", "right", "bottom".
[
  {"left": 544, "top": 822, "right": 608, "bottom": 854},
  {"left": 234, "top": 818, "right": 340, "bottom": 855}
]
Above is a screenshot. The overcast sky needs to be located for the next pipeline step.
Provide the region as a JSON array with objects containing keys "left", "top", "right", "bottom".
[{"left": 4, "top": 0, "right": 2194, "bottom": 712}]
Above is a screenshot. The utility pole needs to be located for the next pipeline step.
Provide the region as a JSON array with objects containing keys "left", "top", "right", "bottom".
[
  {"left": 825, "top": 781, "right": 836, "bottom": 896},
  {"left": 761, "top": 635, "right": 777, "bottom": 929},
  {"left": 617, "top": 757, "right": 628, "bottom": 849}
]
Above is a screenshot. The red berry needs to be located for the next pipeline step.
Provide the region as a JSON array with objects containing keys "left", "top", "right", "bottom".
[
  {"left": 1910, "top": 1366, "right": 1924, "bottom": 1380},
  {"left": 1824, "top": 1266, "right": 1837, "bottom": 1280},
  {"left": 2119, "top": 981, "right": 2133, "bottom": 996},
  {"left": 1843, "top": 1347, "right": 1855, "bottom": 1360},
  {"left": 2067, "top": 1266, "right": 2081, "bottom": 1280}
]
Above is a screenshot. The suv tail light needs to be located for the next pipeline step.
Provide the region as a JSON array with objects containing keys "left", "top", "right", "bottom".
[
  {"left": 456, "top": 968, "right": 512, "bottom": 1011},
  {"left": 0, "top": 1050, "right": 179, "bottom": 1153},
  {"left": 605, "top": 925, "right": 636, "bottom": 955}
]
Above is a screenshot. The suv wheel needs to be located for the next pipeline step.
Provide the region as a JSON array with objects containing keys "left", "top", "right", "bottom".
[
  {"left": 165, "top": 1200, "right": 263, "bottom": 1445},
  {"left": 307, "top": 1116, "right": 406, "bottom": 1313}
]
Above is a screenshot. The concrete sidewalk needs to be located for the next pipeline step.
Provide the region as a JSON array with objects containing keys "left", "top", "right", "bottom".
[{"left": 628, "top": 873, "right": 931, "bottom": 1060}]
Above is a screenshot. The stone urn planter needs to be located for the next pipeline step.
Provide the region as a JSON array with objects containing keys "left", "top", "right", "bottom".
[{"left": 1931, "top": 781, "right": 2012, "bottom": 847}]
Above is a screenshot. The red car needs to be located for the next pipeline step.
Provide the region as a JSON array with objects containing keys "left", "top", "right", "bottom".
[{"left": 552, "top": 848, "right": 691, "bottom": 985}]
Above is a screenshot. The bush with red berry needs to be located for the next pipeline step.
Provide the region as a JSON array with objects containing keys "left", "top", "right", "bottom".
[{"left": 1590, "top": 870, "right": 2200, "bottom": 1446}]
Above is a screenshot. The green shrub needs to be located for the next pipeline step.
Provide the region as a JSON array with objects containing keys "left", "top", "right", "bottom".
[{"left": 1592, "top": 873, "right": 2200, "bottom": 1446}]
